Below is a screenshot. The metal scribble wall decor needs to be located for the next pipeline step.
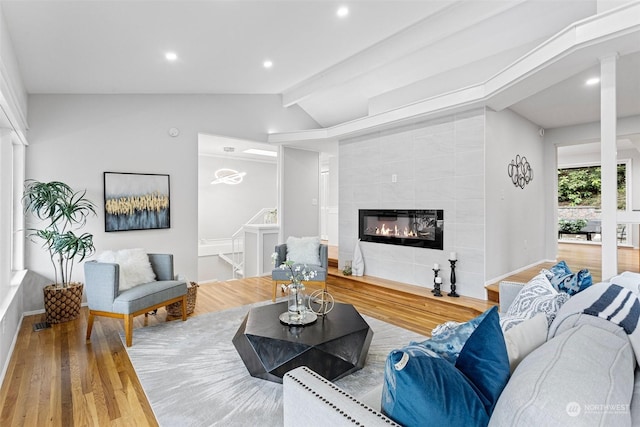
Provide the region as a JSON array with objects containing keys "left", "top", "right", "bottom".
[{"left": 507, "top": 155, "right": 533, "bottom": 189}]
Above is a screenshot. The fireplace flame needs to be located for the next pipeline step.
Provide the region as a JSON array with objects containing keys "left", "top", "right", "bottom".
[{"left": 375, "top": 224, "right": 418, "bottom": 237}]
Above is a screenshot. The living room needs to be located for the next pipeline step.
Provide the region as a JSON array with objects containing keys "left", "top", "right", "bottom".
[{"left": 1, "top": 1, "right": 640, "bottom": 425}]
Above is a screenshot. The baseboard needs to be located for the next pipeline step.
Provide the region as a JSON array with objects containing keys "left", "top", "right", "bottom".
[{"left": 0, "top": 314, "right": 23, "bottom": 391}]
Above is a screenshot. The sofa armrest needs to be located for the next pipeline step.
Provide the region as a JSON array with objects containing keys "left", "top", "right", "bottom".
[
  {"left": 274, "top": 244, "right": 287, "bottom": 266},
  {"left": 499, "top": 281, "right": 525, "bottom": 314},
  {"left": 84, "top": 261, "right": 119, "bottom": 312},
  {"left": 319, "top": 244, "right": 329, "bottom": 269},
  {"left": 283, "top": 366, "right": 399, "bottom": 427}
]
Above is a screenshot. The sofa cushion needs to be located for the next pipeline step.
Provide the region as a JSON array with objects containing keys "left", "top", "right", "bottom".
[
  {"left": 542, "top": 261, "right": 593, "bottom": 296},
  {"left": 412, "top": 308, "right": 490, "bottom": 364},
  {"left": 489, "top": 323, "right": 635, "bottom": 427},
  {"left": 503, "top": 313, "right": 548, "bottom": 373},
  {"left": 500, "top": 273, "right": 570, "bottom": 331},
  {"left": 382, "top": 306, "right": 509, "bottom": 427},
  {"left": 97, "top": 248, "right": 156, "bottom": 291},
  {"left": 610, "top": 271, "right": 640, "bottom": 295},
  {"left": 543, "top": 260, "right": 572, "bottom": 284},
  {"left": 286, "top": 236, "right": 321, "bottom": 266}
]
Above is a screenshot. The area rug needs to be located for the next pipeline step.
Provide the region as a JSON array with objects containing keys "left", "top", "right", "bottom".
[{"left": 123, "top": 300, "right": 427, "bottom": 426}]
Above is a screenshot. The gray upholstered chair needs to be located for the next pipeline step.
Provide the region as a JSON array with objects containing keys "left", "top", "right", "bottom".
[
  {"left": 84, "top": 253, "right": 187, "bottom": 347},
  {"left": 271, "top": 243, "right": 328, "bottom": 302}
]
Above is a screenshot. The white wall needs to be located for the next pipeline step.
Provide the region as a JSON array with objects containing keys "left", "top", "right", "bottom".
[
  {"left": 0, "top": 4, "right": 27, "bottom": 132},
  {"left": 25, "top": 94, "right": 318, "bottom": 294},
  {"left": 198, "top": 155, "right": 276, "bottom": 239},
  {"left": 338, "top": 109, "right": 487, "bottom": 299},
  {"left": 280, "top": 147, "right": 320, "bottom": 240},
  {"left": 485, "top": 108, "right": 547, "bottom": 280}
]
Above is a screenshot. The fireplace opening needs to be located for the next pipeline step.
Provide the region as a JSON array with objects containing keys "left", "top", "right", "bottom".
[{"left": 359, "top": 209, "right": 444, "bottom": 249}]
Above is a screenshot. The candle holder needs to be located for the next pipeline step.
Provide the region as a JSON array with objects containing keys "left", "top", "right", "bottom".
[
  {"left": 448, "top": 259, "right": 459, "bottom": 297},
  {"left": 432, "top": 268, "right": 442, "bottom": 297}
]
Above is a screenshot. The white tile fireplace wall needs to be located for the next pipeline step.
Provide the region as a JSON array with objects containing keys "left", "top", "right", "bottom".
[{"left": 338, "top": 108, "right": 486, "bottom": 300}]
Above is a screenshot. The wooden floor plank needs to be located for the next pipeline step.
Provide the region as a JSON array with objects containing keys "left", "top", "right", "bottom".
[{"left": 0, "top": 243, "right": 636, "bottom": 426}]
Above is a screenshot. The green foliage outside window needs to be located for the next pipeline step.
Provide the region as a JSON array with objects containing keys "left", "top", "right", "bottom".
[
  {"left": 558, "top": 219, "right": 588, "bottom": 233},
  {"left": 558, "top": 165, "right": 626, "bottom": 209}
]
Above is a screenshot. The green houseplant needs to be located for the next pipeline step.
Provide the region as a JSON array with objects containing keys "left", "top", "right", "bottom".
[{"left": 23, "top": 180, "right": 97, "bottom": 323}]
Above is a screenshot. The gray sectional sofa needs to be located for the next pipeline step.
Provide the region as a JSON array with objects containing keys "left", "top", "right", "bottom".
[{"left": 283, "top": 279, "right": 640, "bottom": 426}]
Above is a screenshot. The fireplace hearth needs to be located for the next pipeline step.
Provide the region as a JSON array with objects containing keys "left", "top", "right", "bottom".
[{"left": 359, "top": 209, "right": 444, "bottom": 249}]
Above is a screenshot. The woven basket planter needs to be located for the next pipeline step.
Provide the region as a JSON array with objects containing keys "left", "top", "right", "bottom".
[
  {"left": 166, "top": 282, "right": 198, "bottom": 316},
  {"left": 43, "top": 282, "right": 84, "bottom": 324}
]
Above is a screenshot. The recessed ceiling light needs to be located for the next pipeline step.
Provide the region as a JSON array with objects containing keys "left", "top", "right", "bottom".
[
  {"left": 585, "top": 77, "right": 600, "bottom": 86},
  {"left": 244, "top": 148, "right": 278, "bottom": 157},
  {"left": 263, "top": 60, "right": 273, "bottom": 69},
  {"left": 337, "top": 6, "right": 349, "bottom": 18},
  {"left": 165, "top": 52, "right": 178, "bottom": 61}
]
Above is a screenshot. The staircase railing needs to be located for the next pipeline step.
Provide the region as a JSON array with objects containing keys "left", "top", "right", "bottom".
[{"left": 230, "top": 208, "right": 277, "bottom": 278}]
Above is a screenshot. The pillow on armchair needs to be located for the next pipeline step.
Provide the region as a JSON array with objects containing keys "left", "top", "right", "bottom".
[
  {"left": 97, "top": 248, "right": 156, "bottom": 291},
  {"left": 286, "top": 236, "right": 321, "bottom": 265}
]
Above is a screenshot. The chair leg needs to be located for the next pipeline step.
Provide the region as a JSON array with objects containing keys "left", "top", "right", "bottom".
[
  {"left": 181, "top": 294, "right": 187, "bottom": 321},
  {"left": 124, "top": 314, "right": 134, "bottom": 347},
  {"left": 86, "top": 310, "right": 95, "bottom": 340}
]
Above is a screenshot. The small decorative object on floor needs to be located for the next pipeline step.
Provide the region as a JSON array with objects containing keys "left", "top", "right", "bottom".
[
  {"left": 308, "top": 289, "right": 335, "bottom": 316},
  {"left": 432, "top": 264, "right": 441, "bottom": 296},
  {"left": 342, "top": 260, "right": 352, "bottom": 276},
  {"left": 166, "top": 282, "right": 199, "bottom": 316},
  {"left": 448, "top": 253, "right": 460, "bottom": 297},
  {"left": 353, "top": 240, "right": 365, "bottom": 276}
]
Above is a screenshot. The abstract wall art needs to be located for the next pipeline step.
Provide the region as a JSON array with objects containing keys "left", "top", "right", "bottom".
[{"left": 104, "top": 172, "right": 170, "bottom": 232}]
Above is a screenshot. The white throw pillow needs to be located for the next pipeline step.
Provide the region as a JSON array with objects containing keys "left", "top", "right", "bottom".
[
  {"left": 286, "top": 236, "right": 321, "bottom": 266},
  {"left": 97, "top": 248, "right": 156, "bottom": 291},
  {"left": 503, "top": 313, "right": 548, "bottom": 373},
  {"left": 500, "top": 273, "right": 570, "bottom": 332}
]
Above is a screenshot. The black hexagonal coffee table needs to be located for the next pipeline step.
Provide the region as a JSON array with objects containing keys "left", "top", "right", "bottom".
[{"left": 232, "top": 301, "right": 373, "bottom": 383}]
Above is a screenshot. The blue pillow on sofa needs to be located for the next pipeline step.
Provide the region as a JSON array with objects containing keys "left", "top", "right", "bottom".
[
  {"left": 410, "top": 308, "right": 490, "bottom": 364},
  {"left": 543, "top": 261, "right": 592, "bottom": 296},
  {"left": 381, "top": 307, "right": 510, "bottom": 427}
]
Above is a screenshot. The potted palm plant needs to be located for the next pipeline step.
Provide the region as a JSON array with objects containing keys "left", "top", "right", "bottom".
[{"left": 23, "top": 180, "right": 97, "bottom": 323}]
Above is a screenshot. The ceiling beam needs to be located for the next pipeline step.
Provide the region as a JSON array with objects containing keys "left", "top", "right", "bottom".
[{"left": 270, "top": 2, "right": 640, "bottom": 144}]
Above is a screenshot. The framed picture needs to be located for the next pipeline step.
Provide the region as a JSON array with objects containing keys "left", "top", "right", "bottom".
[{"left": 103, "top": 172, "right": 170, "bottom": 232}]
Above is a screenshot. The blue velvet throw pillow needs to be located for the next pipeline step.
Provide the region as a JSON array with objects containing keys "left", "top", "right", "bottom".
[
  {"left": 381, "top": 307, "right": 510, "bottom": 427},
  {"left": 411, "top": 308, "right": 490, "bottom": 364},
  {"left": 455, "top": 306, "right": 511, "bottom": 415}
]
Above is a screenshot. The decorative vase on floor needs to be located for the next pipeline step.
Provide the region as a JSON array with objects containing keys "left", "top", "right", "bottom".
[
  {"left": 287, "top": 281, "right": 307, "bottom": 322},
  {"left": 353, "top": 240, "right": 364, "bottom": 276},
  {"left": 43, "top": 282, "right": 84, "bottom": 324}
]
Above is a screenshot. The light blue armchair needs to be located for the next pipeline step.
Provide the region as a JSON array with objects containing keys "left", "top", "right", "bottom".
[
  {"left": 271, "top": 243, "right": 328, "bottom": 302},
  {"left": 84, "top": 253, "right": 187, "bottom": 347}
]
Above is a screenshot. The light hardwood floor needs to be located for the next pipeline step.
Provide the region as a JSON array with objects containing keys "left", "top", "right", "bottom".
[{"left": 1, "top": 243, "right": 637, "bottom": 426}]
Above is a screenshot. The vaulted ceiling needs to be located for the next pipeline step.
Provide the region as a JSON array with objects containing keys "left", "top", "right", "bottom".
[{"left": 1, "top": 0, "right": 639, "bottom": 134}]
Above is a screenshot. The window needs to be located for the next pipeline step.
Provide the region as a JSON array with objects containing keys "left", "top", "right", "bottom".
[
  {"left": 557, "top": 162, "right": 630, "bottom": 244},
  {"left": 0, "top": 129, "right": 25, "bottom": 303}
]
